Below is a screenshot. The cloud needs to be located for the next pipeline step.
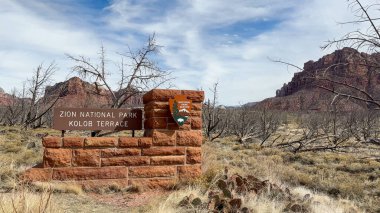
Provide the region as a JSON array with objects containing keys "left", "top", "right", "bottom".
[
  {"left": 0, "top": 0, "right": 103, "bottom": 88},
  {"left": 105, "top": 0, "right": 364, "bottom": 104},
  {"left": 0, "top": 0, "right": 368, "bottom": 105}
]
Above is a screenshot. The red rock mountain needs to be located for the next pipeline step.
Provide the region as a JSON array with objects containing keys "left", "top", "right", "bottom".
[
  {"left": 0, "top": 87, "right": 17, "bottom": 106},
  {"left": 44, "top": 77, "right": 143, "bottom": 108},
  {"left": 256, "top": 47, "right": 380, "bottom": 111},
  {"left": 0, "top": 93, "right": 12, "bottom": 106}
]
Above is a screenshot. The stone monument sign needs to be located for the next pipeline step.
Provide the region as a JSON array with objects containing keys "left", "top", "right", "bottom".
[{"left": 53, "top": 108, "right": 142, "bottom": 131}]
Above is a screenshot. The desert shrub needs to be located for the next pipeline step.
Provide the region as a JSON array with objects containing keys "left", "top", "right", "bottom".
[
  {"left": 0, "top": 186, "right": 57, "bottom": 213},
  {"left": 31, "top": 182, "right": 83, "bottom": 195}
]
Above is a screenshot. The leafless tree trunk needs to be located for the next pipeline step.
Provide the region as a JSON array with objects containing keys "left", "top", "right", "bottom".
[
  {"left": 348, "top": 110, "right": 380, "bottom": 143},
  {"left": 276, "top": 109, "right": 364, "bottom": 153},
  {"left": 269, "top": 0, "right": 380, "bottom": 152},
  {"left": 67, "top": 34, "right": 172, "bottom": 136},
  {"left": 318, "top": 0, "right": 380, "bottom": 108},
  {"left": 4, "top": 89, "right": 25, "bottom": 126},
  {"left": 23, "top": 62, "right": 60, "bottom": 128},
  {"left": 0, "top": 108, "right": 4, "bottom": 124},
  {"left": 227, "top": 107, "right": 281, "bottom": 145},
  {"left": 68, "top": 34, "right": 171, "bottom": 109},
  {"left": 202, "top": 82, "right": 229, "bottom": 141},
  {"left": 258, "top": 108, "right": 281, "bottom": 146},
  {"left": 322, "top": 0, "right": 380, "bottom": 52}
]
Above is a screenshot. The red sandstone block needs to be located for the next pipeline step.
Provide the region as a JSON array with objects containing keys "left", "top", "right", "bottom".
[
  {"left": 150, "top": 156, "right": 185, "bottom": 165},
  {"left": 145, "top": 109, "right": 171, "bottom": 118},
  {"left": 119, "top": 137, "right": 139, "bottom": 147},
  {"left": 142, "top": 147, "right": 185, "bottom": 156},
  {"left": 181, "top": 90, "right": 204, "bottom": 102},
  {"left": 74, "top": 179, "right": 130, "bottom": 191},
  {"left": 101, "top": 156, "right": 150, "bottom": 167},
  {"left": 21, "top": 168, "right": 52, "bottom": 182},
  {"left": 43, "top": 148, "right": 72, "bottom": 167},
  {"left": 186, "top": 147, "right": 202, "bottom": 164},
  {"left": 128, "top": 166, "right": 176, "bottom": 178},
  {"left": 144, "top": 118, "right": 167, "bottom": 129},
  {"left": 139, "top": 137, "right": 152, "bottom": 148},
  {"left": 52, "top": 167, "right": 128, "bottom": 180},
  {"left": 178, "top": 165, "right": 202, "bottom": 180},
  {"left": 63, "top": 137, "right": 84, "bottom": 147},
  {"left": 85, "top": 137, "right": 117, "bottom": 147},
  {"left": 148, "top": 130, "right": 176, "bottom": 146},
  {"left": 144, "top": 101, "right": 169, "bottom": 111},
  {"left": 128, "top": 178, "right": 176, "bottom": 190},
  {"left": 192, "top": 103, "right": 202, "bottom": 111},
  {"left": 143, "top": 89, "right": 181, "bottom": 104},
  {"left": 101, "top": 148, "right": 140, "bottom": 158},
  {"left": 190, "top": 111, "right": 202, "bottom": 117},
  {"left": 72, "top": 149, "right": 100, "bottom": 167},
  {"left": 190, "top": 117, "right": 202, "bottom": 130},
  {"left": 42, "top": 137, "right": 62, "bottom": 148},
  {"left": 176, "top": 130, "right": 202, "bottom": 146},
  {"left": 167, "top": 123, "right": 191, "bottom": 131}
]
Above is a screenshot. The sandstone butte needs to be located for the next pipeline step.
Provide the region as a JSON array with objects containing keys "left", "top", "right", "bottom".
[
  {"left": 44, "top": 76, "right": 143, "bottom": 108},
  {"left": 0, "top": 88, "right": 18, "bottom": 106},
  {"left": 0, "top": 76, "right": 143, "bottom": 109},
  {"left": 22, "top": 89, "right": 205, "bottom": 190},
  {"left": 255, "top": 47, "right": 380, "bottom": 111}
]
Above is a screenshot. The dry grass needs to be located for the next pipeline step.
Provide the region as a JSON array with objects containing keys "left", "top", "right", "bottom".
[
  {"left": 156, "top": 187, "right": 206, "bottom": 213},
  {"left": 156, "top": 138, "right": 378, "bottom": 212},
  {"left": 32, "top": 182, "right": 84, "bottom": 195},
  {"left": 0, "top": 125, "right": 379, "bottom": 212},
  {"left": 0, "top": 126, "right": 43, "bottom": 189},
  {"left": 233, "top": 139, "right": 377, "bottom": 211},
  {"left": 157, "top": 185, "right": 362, "bottom": 213},
  {"left": 0, "top": 186, "right": 58, "bottom": 213}
]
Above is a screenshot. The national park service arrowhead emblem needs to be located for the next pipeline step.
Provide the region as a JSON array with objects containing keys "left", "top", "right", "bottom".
[{"left": 169, "top": 95, "right": 192, "bottom": 126}]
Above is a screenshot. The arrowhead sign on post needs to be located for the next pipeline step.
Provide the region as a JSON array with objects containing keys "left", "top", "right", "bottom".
[{"left": 169, "top": 95, "right": 192, "bottom": 126}]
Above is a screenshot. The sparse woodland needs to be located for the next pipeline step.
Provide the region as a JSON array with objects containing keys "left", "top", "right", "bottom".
[
  {"left": 0, "top": 0, "right": 380, "bottom": 212},
  {"left": 0, "top": 34, "right": 171, "bottom": 132}
]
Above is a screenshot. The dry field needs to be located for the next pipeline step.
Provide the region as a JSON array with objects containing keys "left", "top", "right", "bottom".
[{"left": 0, "top": 126, "right": 379, "bottom": 212}]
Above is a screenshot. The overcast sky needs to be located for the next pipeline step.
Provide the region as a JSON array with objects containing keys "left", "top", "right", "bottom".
[{"left": 0, "top": 0, "right": 367, "bottom": 105}]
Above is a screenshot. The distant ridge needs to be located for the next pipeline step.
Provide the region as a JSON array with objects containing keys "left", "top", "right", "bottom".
[
  {"left": 43, "top": 76, "right": 143, "bottom": 108},
  {"left": 255, "top": 47, "right": 380, "bottom": 111}
]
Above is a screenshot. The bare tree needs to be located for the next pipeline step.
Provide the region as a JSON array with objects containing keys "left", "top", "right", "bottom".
[
  {"left": 322, "top": 0, "right": 380, "bottom": 52},
  {"left": 0, "top": 108, "right": 4, "bottom": 124},
  {"left": 257, "top": 108, "right": 282, "bottom": 146},
  {"left": 276, "top": 108, "right": 366, "bottom": 153},
  {"left": 268, "top": 0, "right": 380, "bottom": 152},
  {"left": 23, "top": 62, "right": 61, "bottom": 128},
  {"left": 318, "top": 0, "right": 380, "bottom": 108},
  {"left": 3, "top": 88, "right": 25, "bottom": 126},
  {"left": 347, "top": 110, "right": 380, "bottom": 144},
  {"left": 227, "top": 106, "right": 281, "bottom": 145},
  {"left": 228, "top": 106, "right": 256, "bottom": 143},
  {"left": 270, "top": 0, "right": 380, "bottom": 110},
  {"left": 67, "top": 34, "right": 172, "bottom": 110},
  {"left": 203, "top": 82, "right": 229, "bottom": 141},
  {"left": 315, "top": 0, "right": 380, "bottom": 148},
  {"left": 67, "top": 34, "right": 172, "bottom": 136}
]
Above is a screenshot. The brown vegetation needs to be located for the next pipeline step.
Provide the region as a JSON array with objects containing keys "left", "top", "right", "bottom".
[{"left": 1, "top": 122, "right": 378, "bottom": 212}]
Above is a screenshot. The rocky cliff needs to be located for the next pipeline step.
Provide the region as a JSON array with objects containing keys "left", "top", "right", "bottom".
[
  {"left": 256, "top": 48, "right": 380, "bottom": 111},
  {"left": 0, "top": 89, "right": 17, "bottom": 106},
  {"left": 0, "top": 77, "right": 143, "bottom": 109},
  {"left": 44, "top": 77, "right": 143, "bottom": 108}
]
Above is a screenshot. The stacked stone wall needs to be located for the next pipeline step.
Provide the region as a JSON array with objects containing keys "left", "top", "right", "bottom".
[{"left": 23, "top": 89, "right": 204, "bottom": 189}]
